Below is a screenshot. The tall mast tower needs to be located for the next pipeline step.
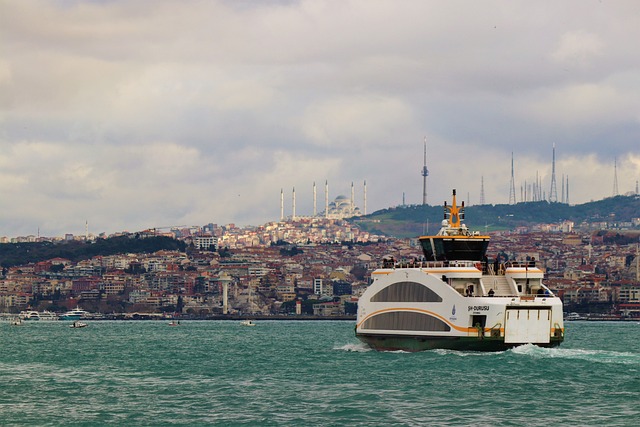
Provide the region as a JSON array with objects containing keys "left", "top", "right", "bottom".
[
  {"left": 613, "top": 158, "right": 619, "bottom": 196},
  {"left": 324, "top": 180, "right": 329, "bottom": 218},
  {"left": 509, "top": 152, "right": 516, "bottom": 204},
  {"left": 363, "top": 180, "right": 367, "bottom": 215},
  {"left": 280, "top": 188, "right": 284, "bottom": 221},
  {"left": 421, "top": 137, "right": 429, "bottom": 205},
  {"left": 313, "top": 182, "right": 317, "bottom": 216},
  {"left": 292, "top": 187, "right": 296, "bottom": 220},
  {"left": 350, "top": 182, "right": 355, "bottom": 214},
  {"left": 549, "top": 143, "right": 558, "bottom": 202}
]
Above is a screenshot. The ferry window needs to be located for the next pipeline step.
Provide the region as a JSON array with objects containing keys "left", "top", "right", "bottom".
[
  {"left": 362, "top": 311, "right": 451, "bottom": 332},
  {"left": 370, "top": 281, "right": 443, "bottom": 303}
]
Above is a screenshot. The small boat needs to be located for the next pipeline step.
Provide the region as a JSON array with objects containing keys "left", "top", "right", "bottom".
[
  {"left": 11, "top": 317, "right": 23, "bottom": 326},
  {"left": 70, "top": 321, "right": 88, "bottom": 328},
  {"left": 565, "top": 312, "right": 586, "bottom": 321},
  {"left": 168, "top": 320, "right": 180, "bottom": 326},
  {"left": 240, "top": 320, "right": 256, "bottom": 326}
]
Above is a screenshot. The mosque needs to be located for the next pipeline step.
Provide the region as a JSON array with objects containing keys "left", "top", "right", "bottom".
[{"left": 280, "top": 181, "right": 366, "bottom": 221}]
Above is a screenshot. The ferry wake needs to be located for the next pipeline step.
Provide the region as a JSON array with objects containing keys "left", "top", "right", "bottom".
[{"left": 356, "top": 190, "right": 564, "bottom": 352}]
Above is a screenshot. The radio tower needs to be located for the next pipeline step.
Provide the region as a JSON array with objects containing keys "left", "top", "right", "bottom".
[
  {"left": 549, "top": 143, "right": 558, "bottom": 202},
  {"left": 480, "top": 176, "right": 485, "bottom": 205},
  {"left": 509, "top": 152, "right": 516, "bottom": 204},
  {"left": 422, "top": 137, "right": 429, "bottom": 205},
  {"left": 613, "top": 158, "right": 619, "bottom": 196}
]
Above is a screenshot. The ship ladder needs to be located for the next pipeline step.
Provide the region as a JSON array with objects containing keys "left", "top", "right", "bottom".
[
  {"left": 553, "top": 322, "right": 564, "bottom": 339},
  {"left": 490, "top": 323, "right": 502, "bottom": 338}
]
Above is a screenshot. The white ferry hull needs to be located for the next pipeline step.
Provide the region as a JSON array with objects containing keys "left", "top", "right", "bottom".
[{"left": 356, "top": 268, "right": 564, "bottom": 352}]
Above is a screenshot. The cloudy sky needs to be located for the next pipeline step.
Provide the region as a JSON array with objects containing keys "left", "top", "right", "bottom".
[{"left": 1, "top": 0, "right": 639, "bottom": 238}]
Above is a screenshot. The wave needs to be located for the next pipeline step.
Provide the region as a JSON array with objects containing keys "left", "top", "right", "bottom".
[
  {"left": 511, "top": 343, "right": 640, "bottom": 365},
  {"left": 334, "top": 342, "right": 372, "bottom": 352}
]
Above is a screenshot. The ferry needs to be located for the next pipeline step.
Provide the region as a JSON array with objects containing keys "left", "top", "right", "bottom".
[
  {"left": 356, "top": 190, "right": 565, "bottom": 352},
  {"left": 18, "top": 310, "right": 41, "bottom": 321},
  {"left": 59, "top": 307, "right": 90, "bottom": 321},
  {"left": 19, "top": 310, "right": 59, "bottom": 321}
]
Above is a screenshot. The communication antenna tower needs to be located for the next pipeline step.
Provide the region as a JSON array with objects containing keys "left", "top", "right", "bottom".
[
  {"left": 549, "top": 143, "right": 558, "bottom": 202},
  {"left": 421, "top": 137, "right": 429, "bottom": 205},
  {"left": 613, "top": 158, "right": 619, "bottom": 196},
  {"left": 509, "top": 152, "right": 516, "bottom": 204},
  {"left": 480, "top": 176, "right": 485, "bottom": 205}
]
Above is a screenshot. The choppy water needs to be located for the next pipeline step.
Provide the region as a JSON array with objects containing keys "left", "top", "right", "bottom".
[{"left": 1, "top": 320, "right": 639, "bottom": 426}]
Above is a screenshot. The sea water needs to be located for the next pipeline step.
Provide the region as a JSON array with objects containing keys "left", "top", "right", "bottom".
[{"left": 1, "top": 320, "right": 639, "bottom": 426}]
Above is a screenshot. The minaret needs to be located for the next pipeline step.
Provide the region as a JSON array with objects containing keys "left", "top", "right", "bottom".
[
  {"left": 363, "top": 180, "right": 367, "bottom": 215},
  {"left": 350, "top": 182, "right": 355, "bottom": 214},
  {"left": 324, "top": 180, "right": 329, "bottom": 218},
  {"left": 561, "top": 174, "right": 565, "bottom": 204},
  {"left": 292, "top": 187, "right": 296, "bottom": 220},
  {"left": 480, "top": 176, "right": 485, "bottom": 205},
  {"left": 509, "top": 152, "right": 516, "bottom": 204},
  {"left": 85, "top": 220, "right": 88, "bottom": 241},
  {"left": 566, "top": 175, "right": 570, "bottom": 205},
  {"left": 549, "top": 143, "right": 558, "bottom": 202},
  {"left": 421, "top": 137, "right": 429, "bottom": 205},
  {"left": 313, "top": 182, "right": 317, "bottom": 216},
  {"left": 613, "top": 158, "right": 619, "bottom": 196},
  {"left": 280, "top": 188, "right": 284, "bottom": 221}
]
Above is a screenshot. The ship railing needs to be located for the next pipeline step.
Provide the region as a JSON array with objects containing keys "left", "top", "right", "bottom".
[
  {"left": 504, "top": 260, "right": 537, "bottom": 268},
  {"left": 385, "top": 260, "right": 482, "bottom": 269}
]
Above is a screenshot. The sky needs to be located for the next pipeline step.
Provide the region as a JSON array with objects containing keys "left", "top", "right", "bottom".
[{"left": 1, "top": 0, "right": 640, "bottom": 238}]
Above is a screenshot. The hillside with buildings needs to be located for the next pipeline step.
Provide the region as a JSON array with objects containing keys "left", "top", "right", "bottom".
[
  {"left": 355, "top": 194, "right": 640, "bottom": 238},
  {"left": 2, "top": 194, "right": 640, "bottom": 320}
]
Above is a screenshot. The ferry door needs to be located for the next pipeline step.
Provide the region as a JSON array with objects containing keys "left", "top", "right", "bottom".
[{"left": 504, "top": 308, "right": 551, "bottom": 344}]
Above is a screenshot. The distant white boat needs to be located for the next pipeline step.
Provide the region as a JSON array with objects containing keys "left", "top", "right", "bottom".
[
  {"left": 39, "top": 311, "right": 59, "bottom": 321},
  {"left": 70, "top": 321, "right": 88, "bottom": 328},
  {"left": 168, "top": 320, "right": 180, "bottom": 326},
  {"left": 11, "top": 317, "right": 23, "bottom": 326},
  {"left": 60, "top": 307, "right": 90, "bottom": 321},
  {"left": 240, "top": 320, "right": 256, "bottom": 327},
  {"left": 18, "top": 310, "right": 41, "bottom": 321},
  {"left": 565, "top": 312, "right": 586, "bottom": 321}
]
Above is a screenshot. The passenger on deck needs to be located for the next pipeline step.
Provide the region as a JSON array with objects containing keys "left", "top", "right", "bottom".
[
  {"left": 466, "top": 285, "right": 474, "bottom": 297},
  {"left": 488, "top": 289, "right": 495, "bottom": 297}
]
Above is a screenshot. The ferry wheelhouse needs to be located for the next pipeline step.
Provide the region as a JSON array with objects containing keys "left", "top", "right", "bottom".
[{"left": 356, "top": 190, "right": 564, "bottom": 351}]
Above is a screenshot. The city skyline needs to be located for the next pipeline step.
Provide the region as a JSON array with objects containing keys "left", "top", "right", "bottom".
[{"left": 2, "top": 1, "right": 640, "bottom": 238}]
